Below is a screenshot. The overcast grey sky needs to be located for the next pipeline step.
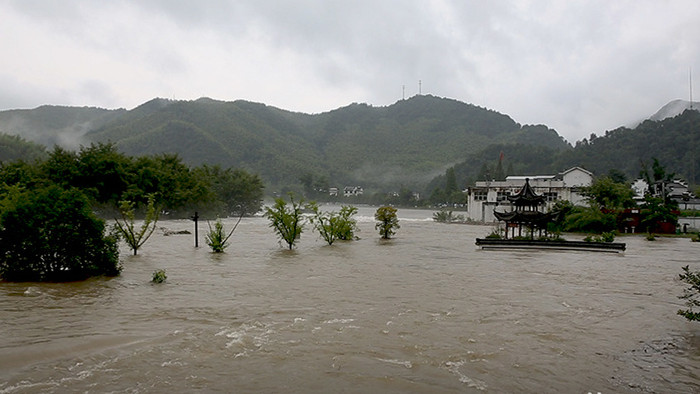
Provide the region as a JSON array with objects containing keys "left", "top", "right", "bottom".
[{"left": 1, "top": 0, "right": 698, "bottom": 143}]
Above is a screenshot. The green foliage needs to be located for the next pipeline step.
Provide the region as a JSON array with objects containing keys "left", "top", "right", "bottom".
[
  {"left": 205, "top": 214, "right": 243, "bottom": 253},
  {"left": 691, "top": 233, "right": 700, "bottom": 242},
  {"left": 0, "top": 133, "right": 47, "bottom": 162},
  {"left": 335, "top": 205, "right": 360, "bottom": 240},
  {"left": 0, "top": 105, "right": 123, "bottom": 148},
  {"left": 582, "top": 176, "right": 635, "bottom": 210},
  {"left": 375, "top": 206, "right": 400, "bottom": 239},
  {"left": 206, "top": 219, "right": 229, "bottom": 253},
  {"left": 83, "top": 95, "right": 569, "bottom": 192},
  {"left": 646, "top": 232, "right": 657, "bottom": 241},
  {"left": 113, "top": 194, "right": 160, "bottom": 255},
  {"left": 0, "top": 186, "right": 120, "bottom": 282},
  {"left": 485, "top": 228, "right": 502, "bottom": 239},
  {"left": 433, "top": 209, "right": 465, "bottom": 223},
  {"left": 640, "top": 195, "right": 678, "bottom": 233},
  {"left": 0, "top": 142, "right": 263, "bottom": 218},
  {"left": 264, "top": 194, "right": 305, "bottom": 249},
  {"left": 677, "top": 265, "right": 700, "bottom": 321},
  {"left": 308, "top": 203, "right": 359, "bottom": 245},
  {"left": 583, "top": 232, "right": 616, "bottom": 243},
  {"left": 152, "top": 269, "right": 167, "bottom": 283},
  {"left": 195, "top": 165, "right": 264, "bottom": 216},
  {"left": 563, "top": 203, "right": 618, "bottom": 233}
]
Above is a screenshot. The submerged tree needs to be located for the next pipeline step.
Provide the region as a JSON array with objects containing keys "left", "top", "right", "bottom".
[
  {"left": 205, "top": 212, "right": 244, "bottom": 253},
  {"left": 678, "top": 265, "right": 700, "bottom": 321},
  {"left": 375, "top": 206, "right": 400, "bottom": 239},
  {"left": 114, "top": 194, "right": 160, "bottom": 255},
  {"left": 264, "top": 194, "right": 305, "bottom": 250},
  {"left": 0, "top": 185, "right": 120, "bottom": 281},
  {"left": 308, "top": 203, "right": 359, "bottom": 245}
]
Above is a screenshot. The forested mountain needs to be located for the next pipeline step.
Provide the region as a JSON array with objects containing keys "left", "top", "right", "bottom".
[
  {"left": 432, "top": 109, "right": 700, "bottom": 194},
  {"left": 0, "top": 105, "right": 124, "bottom": 149},
  {"left": 556, "top": 109, "right": 700, "bottom": 183},
  {"left": 0, "top": 134, "right": 47, "bottom": 162},
  {"left": 83, "top": 95, "right": 569, "bottom": 191},
  {"left": 3, "top": 96, "right": 698, "bottom": 196}
]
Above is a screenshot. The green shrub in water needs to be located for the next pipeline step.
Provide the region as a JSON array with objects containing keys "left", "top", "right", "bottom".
[{"left": 152, "top": 269, "right": 167, "bottom": 283}]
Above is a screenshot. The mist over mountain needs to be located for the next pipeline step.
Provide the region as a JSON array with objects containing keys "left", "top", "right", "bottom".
[
  {"left": 0, "top": 105, "right": 124, "bottom": 149},
  {"left": 648, "top": 99, "right": 699, "bottom": 121}
]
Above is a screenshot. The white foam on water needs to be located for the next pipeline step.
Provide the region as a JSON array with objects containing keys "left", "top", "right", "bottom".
[
  {"left": 445, "top": 360, "right": 487, "bottom": 391},
  {"left": 323, "top": 318, "right": 355, "bottom": 324},
  {"left": 376, "top": 358, "right": 413, "bottom": 369}
]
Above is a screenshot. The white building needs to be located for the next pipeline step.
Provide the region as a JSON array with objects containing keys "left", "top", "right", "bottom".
[
  {"left": 466, "top": 167, "right": 593, "bottom": 222},
  {"left": 343, "top": 186, "right": 364, "bottom": 197},
  {"left": 632, "top": 178, "right": 700, "bottom": 210}
]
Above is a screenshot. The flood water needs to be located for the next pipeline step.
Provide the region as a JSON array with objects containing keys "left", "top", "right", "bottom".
[{"left": 1, "top": 206, "right": 699, "bottom": 393}]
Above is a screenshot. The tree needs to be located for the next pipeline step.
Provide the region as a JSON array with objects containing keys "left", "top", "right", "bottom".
[
  {"left": 0, "top": 185, "right": 120, "bottom": 281},
  {"left": 264, "top": 194, "right": 305, "bottom": 249},
  {"left": 638, "top": 159, "right": 679, "bottom": 232},
  {"left": 678, "top": 265, "right": 700, "bottom": 321},
  {"left": 335, "top": 205, "right": 359, "bottom": 240},
  {"left": 563, "top": 202, "right": 617, "bottom": 233},
  {"left": 308, "top": 203, "right": 359, "bottom": 245},
  {"left": 196, "top": 165, "right": 264, "bottom": 216},
  {"left": 445, "top": 167, "right": 459, "bottom": 194},
  {"left": 113, "top": 194, "right": 160, "bottom": 255},
  {"left": 205, "top": 213, "right": 244, "bottom": 253},
  {"left": 640, "top": 195, "right": 678, "bottom": 233},
  {"left": 375, "top": 206, "right": 400, "bottom": 239},
  {"left": 582, "top": 176, "right": 635, "bottom": 210}
]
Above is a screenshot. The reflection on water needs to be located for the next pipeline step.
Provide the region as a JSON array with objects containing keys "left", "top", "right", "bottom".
[{"left": 1, "top": 207, "right": 699, "bottom": 393}]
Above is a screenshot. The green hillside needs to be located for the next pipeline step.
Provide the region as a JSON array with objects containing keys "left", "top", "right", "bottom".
[
  {"left": 554, "top": 109, "right": 700, "bottom": 183},
  {"left": 0, "top": 133, "right": 47, "bottom": 163},
  {"left": 0, "top": 105, "right": 124, "bottom": 148},
  {"left": 86, "top": 95, "right": 570, "bottom": 191},
  {"left": 433, "top": 109, "right": 700, "bottom": 193}
]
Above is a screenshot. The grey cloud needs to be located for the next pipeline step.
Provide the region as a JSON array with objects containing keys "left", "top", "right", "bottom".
[{"left": 1, "top": 1, "right": 699, "bottom": 143}]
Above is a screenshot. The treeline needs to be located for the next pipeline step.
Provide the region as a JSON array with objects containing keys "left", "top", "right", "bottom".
[
  {"left": 0, "top": 142, "right": 264, "bottom": 218},
  {"left": 428, "top": 109, "right": 700, "bottom": 198}
]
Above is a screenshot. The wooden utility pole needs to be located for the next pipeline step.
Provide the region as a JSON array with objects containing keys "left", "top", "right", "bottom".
[{"left": 191, "top": 211, "right": 199, "bottom": 247}]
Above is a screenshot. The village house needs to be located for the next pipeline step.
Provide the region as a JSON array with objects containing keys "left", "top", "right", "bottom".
[
  {"left": 466, "top": 167, "right": 593, "bottom": 223},
  {"left": 632, "top": 178, "right": 700, "bottom": 210},
  {"left": 343, "top": 186, "right": 364, "bottom": 197}
]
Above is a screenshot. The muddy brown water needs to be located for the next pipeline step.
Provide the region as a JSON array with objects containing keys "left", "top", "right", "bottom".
[{"left": 1, "top": 207, "right": 699, "bottom": 393}]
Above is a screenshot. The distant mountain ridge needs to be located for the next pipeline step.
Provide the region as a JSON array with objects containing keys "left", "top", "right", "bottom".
[
  {"left": 1, "top": 97, "right": 697, "bottom": 192},
  {"left": 82, "top": 95, "right": 569, "bottom": 190},
  {"left": 649, "top": 99, "right": 699, "bottom": 121},
  {"left": 0, "top": 105, "right": 124, "bottom": 149}
]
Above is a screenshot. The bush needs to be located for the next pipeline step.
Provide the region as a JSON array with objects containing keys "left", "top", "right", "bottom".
[
  {"left": 152, "top": 269, "right": 167, "bottom": 283},
  {"left": 0, "top": 186, "right": 121, "bottom": 281},
  {"left": 678, "top": 265, "right": 700, "bottom": 321},
  {"left": 264, "top": 194, "right": 305, "bottom": 249},
  {"left": 375, "top": 206, "right": 400, "bottom": 239},
  {"left": 433, "top": 209, "right": 465, "bottom": 223},
  {"left": 583, "top": 232, "right": 616, "bottom": 243},
  {"left": 113, "top": 194, "right": 160, "bottom": 255},
  {"left": 485, "top": 228, "right": 502, "bottom": 239},
  {"left": 308, "top": 203, "right": 359, "bottom": 245}
]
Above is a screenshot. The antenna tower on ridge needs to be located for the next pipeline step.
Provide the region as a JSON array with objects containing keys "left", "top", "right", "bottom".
[
  {"left": 690, "top": 67, "right": 694, "bottom": 110},
  {"left": 419, "top": 80, "right": 422, "bottom": 95}
]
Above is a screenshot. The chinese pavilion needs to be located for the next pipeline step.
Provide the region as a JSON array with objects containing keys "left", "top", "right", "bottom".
[{"left": 493, "top": 178, "right": 555, "bottom": 239}]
